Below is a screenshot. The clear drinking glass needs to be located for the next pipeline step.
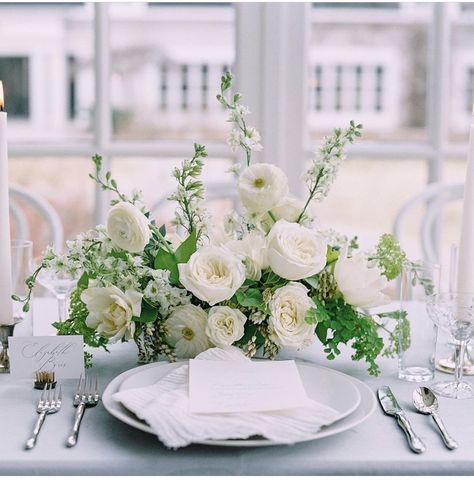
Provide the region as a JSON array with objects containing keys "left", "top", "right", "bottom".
[
  {"left": 427, "top": 293, "right": 474, "bottom": 399},
  {"left": 398, "top": 261, "right": 441, "bottom": 382},
  {"left": 35, "top": 257, "right": 80, "bottom": 323},
  {"left": 11, "top": 240, "right": 34, "bottom": 324}
]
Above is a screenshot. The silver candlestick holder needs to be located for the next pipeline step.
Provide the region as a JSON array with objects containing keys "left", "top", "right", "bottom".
[{"left": 0, "top": 323, "right": 17, "bottom": 373}]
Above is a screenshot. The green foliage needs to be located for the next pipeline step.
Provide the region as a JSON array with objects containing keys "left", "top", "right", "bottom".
[
  {"left": 374, "top": 233, "right": 406, "bottom": 280},
  {"left": 154, "top": 248, "right": 179, "bottom": 285},
  {"left": 261, "top": 270, "right": 287, "bottom": 289},
  {"left": 132, "top": 300, "right": 159, "bottom": 324},
  {"left": 378, "top": 310, "right": 411, "bottom": 358},
  {"left": 235, "top": 288, "right": 263, "bottom": 308},
  {"left": 175, "top": 230, "right": 197, "bottom": 264},
  {"left": 153, "top": 230, "right": 197, "bottom": 286},
  {"left": 315, "top": 297, "right": 384, "bottom": 376},
  {"left": 304, "top": 298, "right": 330, "bottom": 326}
]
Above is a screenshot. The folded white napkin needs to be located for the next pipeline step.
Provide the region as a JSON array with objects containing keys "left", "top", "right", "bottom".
[{"left": 113, "top": 347, "right": 339, "bottom": 448}]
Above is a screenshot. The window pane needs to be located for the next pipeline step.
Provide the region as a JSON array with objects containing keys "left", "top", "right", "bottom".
[
  {"left": 109, "top": 3, "right": 234, "bottom": 140},
  {"left": 308, "top": 3, "right": 431, "bottom": 143},
  {"left": 0, "top": 3, "right": 94, "bottom": 142},
  {"left": 449, "top": 11, "right": 474, "bottom": 142},
  {"left": 111, "top": 156, "right": 234, "bottom": 227},
  {"left": 315, "top": 158, "right": 427, "bottom": 257},
  {"left": 10, "top": 157, "right": 95, "bottom": 255}
]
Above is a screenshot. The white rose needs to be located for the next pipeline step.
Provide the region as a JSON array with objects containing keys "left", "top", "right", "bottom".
[
  {"left": 334, "top": 251, "right": 390, "bottom": 308},
  {"left": 267, "top": 220, "right": 328, "bottom": 281},
  {"left": 81, "top": 285, "right": 142, "bottom": 343},
  {"left": 106, "top": 202, "right": 150, "bottom": 253},
  {"left": 269, "top": 282, "right": 315, "bottom": 348},
  {"left": 237, "top": 163, "right": 289, "bottom": 214},
  {"left": 226, "top": 231, "right": 268, "bottom": 281},
  {"left": 178, "top": 246, "right": 246, "bottom": 306},
  {"left": 165, "top": 304, "right": 211, "bottom": 358},
  {"left": 205, "top": 306, "right": 247, "bottom": 348}
]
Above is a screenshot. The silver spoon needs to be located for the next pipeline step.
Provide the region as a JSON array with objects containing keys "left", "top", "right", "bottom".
[{"left": 413, "top": 387, "right": 458, "bottom": 450}]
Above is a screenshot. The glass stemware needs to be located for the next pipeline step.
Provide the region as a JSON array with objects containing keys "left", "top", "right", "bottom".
[
  {"left": 427, "top": 293, "right": 474, "bottom": 399},
  {"left": 35, "top": 258, "right": 80, "bottom": 323}
]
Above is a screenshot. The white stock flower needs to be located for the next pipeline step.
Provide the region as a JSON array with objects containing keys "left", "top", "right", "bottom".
[
  {"left": 205, "top": 306, "right": 247, "bottom": 348},
  {"left": 165, "top": 304, "right": 211, "bottom": 358},
  {"left": 237, "top": 163, "right": 289, "bottom": 214},
  {"left": 106, "top": 202, "right": 150, "bottom": 253},
  {"left": 226, "top": 230, "right": 268, "bottom": 281},
  {"left": 267, "top": 220, "right": 328, "bottom": 281},
  {"left": 81, "top": 285, "right": 142, "bottom": 343},
  {"left": 334, "top": 251, "right": 390, "bottom": 308},
  {"left": 178, "top": 246, "right": 246, "bottom": 306},
  {"left": 268, "top": 282, "right": 315, "bottom": 348}
]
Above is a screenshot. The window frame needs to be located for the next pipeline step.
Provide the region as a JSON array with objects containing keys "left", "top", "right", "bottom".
[{"left": 5, "top": 2, "right": 472, "bottom": 250}]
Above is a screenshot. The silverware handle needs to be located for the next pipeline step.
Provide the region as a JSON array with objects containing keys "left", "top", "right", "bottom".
[
  {"left": 432, "top": 412, "right": 458, "bottom": 450},
  {"left": 396, "top": 413, "right": 426, "bottom": 453},
  {"left": 66, "top": 402, "right": 86, "bottom": 448},
  {"left": 25, "top": 411, "right": 47, "bottom": 450}
]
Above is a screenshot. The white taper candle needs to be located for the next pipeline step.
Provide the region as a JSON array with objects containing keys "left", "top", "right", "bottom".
[
  {"left": 0, "top": 81, "right": 13, "bottom": 325},
  {"left": 457, "top": 104, "right": 474, "bottom": 294}
]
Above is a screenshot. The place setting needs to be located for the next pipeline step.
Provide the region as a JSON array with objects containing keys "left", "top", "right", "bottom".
[{"left": 1, "top": 8, "right": 474, "bottom": 470}]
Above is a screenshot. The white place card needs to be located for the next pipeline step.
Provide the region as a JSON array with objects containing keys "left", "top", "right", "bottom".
[
  {"left": 8, "top": 335, "right": 84, "bottom": 379},
  {"left": 188, "top": 359, "right": 313, "bottom": 414}
]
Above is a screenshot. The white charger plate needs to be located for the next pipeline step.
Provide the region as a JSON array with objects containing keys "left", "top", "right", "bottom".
[{"left": 103, "top": 360, "right": 376, "bottom": 447}]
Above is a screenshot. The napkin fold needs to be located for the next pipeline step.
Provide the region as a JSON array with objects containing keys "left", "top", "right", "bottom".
[{"left": 113, "top": 347, "right": 340, "bottom": 448}]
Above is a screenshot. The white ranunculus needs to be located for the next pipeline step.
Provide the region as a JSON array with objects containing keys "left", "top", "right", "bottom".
[
  {"left": 165, "top": 304, "right": 211, "bottom": 358},
  {"left": 226, "top": 231, "right": 268, "bottom": 281},
  {"left": 205, "top": 306, "right": 247, "bottom": 348},
  {"left": 81, "top": 285, "right": 142, "bottom": 343},
  {"left": 178, "top": 246, "right": 246, "bottom": 306},
  {"left": 237, "top": 163, "right": 289, "bottom": 214},
  {"left": 267, "top": 220, "right": 328, "bottom": 281},
  {"left": 106, "top": 202, "right": 151, "bottom": 253},
  {"left": 334, "top": 252, "right": 390, "bottom": 308},
  {"left": 268, "top": 282, "right": 315, "bottom": 349}
]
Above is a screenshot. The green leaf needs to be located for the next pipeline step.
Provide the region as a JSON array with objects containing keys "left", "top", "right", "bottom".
[
  {"left": 110, "top": 249, "right": 128, "bottom": 260},
  {"left": 304, "top": 275, "right": 319, "bottom": 289},
  {"left": 315, "top": 322, "right": 328, "bottom": 343},
  {"left": 235, "top": 288, "right": 263, "bottom": 308},
  {"left": 159, "top": 224, "right": 167, "bottom": 237},
  {"left": 175, "top": 230, "right": 197, "bottom": 264},
  {"left": 326, "top": 246, "right": 339, "bottom": 264},
  {"left": 77, "top": 272, "right": 90, "bottom": 290},
  {"left": 132, "top": 300, "right": 158, "bottom": 324},
  {"left": 154, "top": 248, "right": 179, "bottom": 284}
]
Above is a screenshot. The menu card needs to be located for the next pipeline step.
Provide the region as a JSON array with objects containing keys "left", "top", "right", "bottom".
[{"left": 189, "top": 359, "right": 313, "bottom": 414}]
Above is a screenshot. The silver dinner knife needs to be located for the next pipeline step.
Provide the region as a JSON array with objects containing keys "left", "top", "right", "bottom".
[{"left": 378, "top": 385, "right": 426, "bottom": 454}]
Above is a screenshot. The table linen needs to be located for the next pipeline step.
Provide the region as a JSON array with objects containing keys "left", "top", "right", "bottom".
[{"left": 0, "top": 298, "right": 472, "bottom": 475}]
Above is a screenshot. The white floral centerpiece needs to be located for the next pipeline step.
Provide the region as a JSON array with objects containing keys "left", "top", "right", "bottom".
[{"left": 18, "top": 73, "right": 409, "bottom": 375}]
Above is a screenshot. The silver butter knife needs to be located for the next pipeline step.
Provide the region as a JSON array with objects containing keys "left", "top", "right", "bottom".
[{"left": 378, "top": 385, "right": 426, "bottom": 454}]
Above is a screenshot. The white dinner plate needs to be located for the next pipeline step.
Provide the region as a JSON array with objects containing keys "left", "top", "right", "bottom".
[{"left": 103, "top": 360, "right": 376, "bottom": 447}]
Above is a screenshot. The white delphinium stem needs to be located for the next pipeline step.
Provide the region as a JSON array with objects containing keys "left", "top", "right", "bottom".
[
  {"left": 217, "top": 72, "right": 262, "bottom": 167},
  {"left": 297, "top": 121, "right": 362, "bottom": 223},
  {"left": 168, "top": 143, "right": 209, "bottom": 238}
]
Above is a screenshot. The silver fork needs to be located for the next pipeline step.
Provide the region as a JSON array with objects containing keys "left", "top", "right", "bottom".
[
  {"left": 25, "top": 384, "right": 62, "bottom": 450},
  {"left": 66, "top": 374, "right": 100, "bottom": 447}
]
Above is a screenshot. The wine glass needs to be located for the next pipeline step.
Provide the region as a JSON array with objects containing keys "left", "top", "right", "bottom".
[
  {"left": 35, "top": 257, "right": 80, "bottom": 323},
  {"left": 427, "top": 292, "right": 474, "bottom": 399}
]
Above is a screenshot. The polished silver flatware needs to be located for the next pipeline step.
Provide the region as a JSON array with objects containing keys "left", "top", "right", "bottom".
[
  {"left": 66, "top": 374, "right": 100, "bottom": 447},
  {"left": 378, "top": 385, "right": 426, "bottom": 454},
  {"left": 413, "top": 386, "right": 458, "bottom": 450},
  {"left": 25, "top": 383, "right": 62, "bottom": 450}
]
